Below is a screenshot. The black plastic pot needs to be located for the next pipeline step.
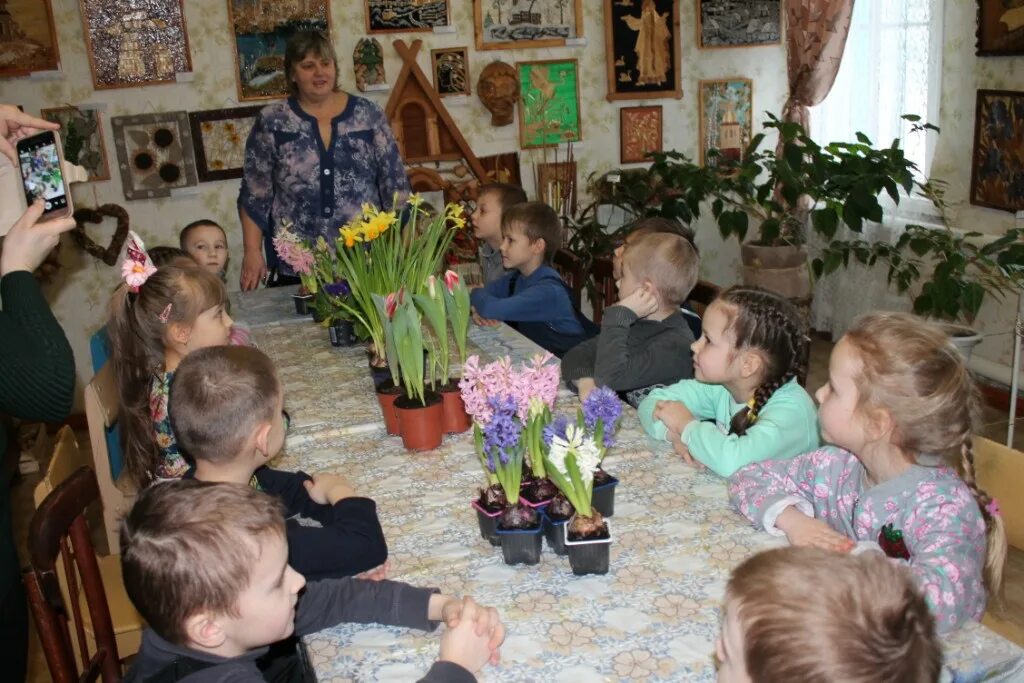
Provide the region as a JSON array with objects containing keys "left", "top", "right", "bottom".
[
  {"left": 565, "top": 518, "right": 612, "bottom": 576},
  {"left": 368, "top": 363, "right": 393, "bottom": 390},
  {"left": 471, "top": 499, "right": 502, "bottom": 547},
  {"left": 292, "top": 294, "right": 313, "bottom": 315},
  {"left": 591, "top": 473, "right": 619, "bottom": 517},
  {"left": 542, "top": 511, "right": 569, "bottom": 556},
  {"left": 496, "top": 523, "right": 543, "bottom": 565},
  {"left": 328, "top": 320, "right": 358, "bottom": 347}
]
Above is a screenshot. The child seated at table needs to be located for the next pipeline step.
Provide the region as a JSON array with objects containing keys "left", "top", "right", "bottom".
[
  {"left": 469, "top": 201, "right": 597, "bottom": 357},
  {"left": 717, "top": 546, "right": 941, "bottom": 682},
  {"left": 637, "top": 286, "right": 819, "bottom": 477},
  {"left": 169, "top": 344, "right": 388, "bottom": 580},
  {"left": 729, "top": 312, "right": 1007, "bottom": 633},
  {"left": 180, "top": 219, "right": 229, "bottom": 282},
  {"left": 121, "top": 480, "right": 503, "bottom": 683},
  {"left": 561, "top": 231, "right": 698, "bottom": 403},
  {"left": 470, "top": 182, "right": 527, "bottom": 285}
]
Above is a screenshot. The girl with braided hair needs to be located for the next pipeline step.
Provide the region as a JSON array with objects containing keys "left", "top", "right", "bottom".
[
  {"left": 638, "top": 286, "right": 819, "bottom": 477},
  {"left": 729, "top": 312, "right": 1007, "bottom": 633}
]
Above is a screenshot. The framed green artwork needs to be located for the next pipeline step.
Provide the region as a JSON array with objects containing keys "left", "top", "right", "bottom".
[{"left": 516, "top": 59, "right": 582, "bottom": 149}]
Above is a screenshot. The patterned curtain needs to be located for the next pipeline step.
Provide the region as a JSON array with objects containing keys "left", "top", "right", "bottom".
[{"left": 783, "top": 0, "right": 857, "bottom": 132}]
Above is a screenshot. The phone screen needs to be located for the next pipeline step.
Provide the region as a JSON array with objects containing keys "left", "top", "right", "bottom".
[{"left": 18, "top": 134, "right": 67, "bottom": 214}]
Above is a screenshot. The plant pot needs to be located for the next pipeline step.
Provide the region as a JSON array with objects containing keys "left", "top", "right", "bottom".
[
  {"left": 292, "top": 294, "right": 313, "bottom": 316},
  {"left": 328, "top": 320, "right": 358, "bottom": 347},
  {"left": 542, "top": 511, "right": 570, "bottom": 556},
  {"left": 375, "top": 380, "right": 403, "bottom": 436},
  {"left": 496, "top": 522, "right": 544, "bottom": 565},
  {"left": 471, "top": 499, "right": 503, "bottom": 547},
  {"left": 394, "top": 392, "right": 444, "bottom": 451},
  {"left": 591, "top": 472, "right": 619, "bottom": 518},
  {"left": 439, "top": 383, "right": 471, "bottom": 434},
  {"left": 740, "top": 244, "right": 811, "bottom": 299},
  {"left": 564, "top": 517, "right": 612, "bottom": 576},
  {"left": 939, "top": 323, "right": 984, "bottom": 361},
  {"left": 368, "top": 356, "right": 393, "bottom": 390}
]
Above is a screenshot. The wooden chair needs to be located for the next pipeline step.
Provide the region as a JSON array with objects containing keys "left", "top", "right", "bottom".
[
  {"left": 975, "top": 436, "right": 1024, "bottom": 646},
  {"left": 552, "top": 248, "right": 584, "bottom": 311},
  {"left": 84, "top": 363, "right": 136, "bottom": 554},
  {"left": 32, "top": 427, "right": 145, "bottom": 668},
  {"left": 24, "top": 462, "right": 124, "bottom": 683},
  {"left": 686, "top": 280, "right": 721, "bottom": 317},
  {"left": 589, "top": 256, "right": 617, "bottom": 325}
]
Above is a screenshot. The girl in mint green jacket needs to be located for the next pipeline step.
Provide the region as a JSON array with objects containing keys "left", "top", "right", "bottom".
[{"left": 638, "top": 286, "right": 820, "bottom": 477}]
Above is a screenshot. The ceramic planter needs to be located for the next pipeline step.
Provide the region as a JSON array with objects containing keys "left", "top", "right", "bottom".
[
  {"left": 564, "top": 517, "right": 613, "bottom": 576},
  {"left": 496, "top": 522, "right": 544, "bottom": 565},
  {"left": 394, "top": 392, "right": 444, "bottom": 450},
  {"left": 439, "top": 384, "right": 471, "bottom": 434},
  {"left": 591, "top": 473, "right": 619, "bottom": 517},
  {"left": 292, "top": 294, "right": 313, "bottom": 315},
  {"left": 542, "top": 510, "right": 570, "bottom": 556},
  {"left": 328, "top": 320, "right": 358, "bottom": 347},
  {"left": 374, "top": 380, "right": 402, "bottom": 436},
  {"left": 471, "top": 498, "right": 503, "bottom": 547}
]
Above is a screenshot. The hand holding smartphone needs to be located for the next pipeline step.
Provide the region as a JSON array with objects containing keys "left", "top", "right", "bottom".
[{"left": 16, "top": 130, "right": 73, "bottom": 221}]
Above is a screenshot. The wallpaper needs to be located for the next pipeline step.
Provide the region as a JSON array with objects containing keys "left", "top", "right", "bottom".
[{"left": 0, "top": 0, "right": 1017, "bottom": 410}]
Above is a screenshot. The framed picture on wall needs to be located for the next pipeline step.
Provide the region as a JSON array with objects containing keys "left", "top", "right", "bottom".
[
  {"left": 40, "top": 107, "right": 111, "bottom": 182},
  {"left": 698, "top": 78, "right": 753, "bottom": 168},
  {"left": 976, "top": 0, "right": 1024, "bottom": 56},
  {"left": 970, "top": 90, "right": 1024, "bottom": 212},
  {"left": 366, "top": 0, "right": 449, "bottom": 33},
  {"left": 604, "top": 0, "right": 681, "bottom": 101},
  {"left": 431, "top": 47, "right": 470, "bottom": 97},
  {"left": 697, "top": 0, "right": 781, "bottom": 49},
  {"left": 516, "top": 59, "right": 582, "bottom": 149},
  {"left": 79, "top": 0, "right": 192, "bottom": 89},
  {"left": 110, "top": 111, "right": 198, "bottom": 201},
  {"left": 227, "top": 0, "right": 330, "bottom": 101},
  {"left": 620, "top": 106, "right": 663, "bottom": 164},
  {"left": 188, "top": 106, "right": 262, "bottom": 182},
  {"left": 475, "top": 0, "right": 583, "bottom": 51},
  {"left": 478, "top": 152, "right": 521, "bottom": 186},
  {"left": 0, "top": 0, "right": 60, "bottom": 77}
]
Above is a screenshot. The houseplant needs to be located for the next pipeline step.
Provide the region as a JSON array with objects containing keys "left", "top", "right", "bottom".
[
  {"left": 388, "top": 288, "right": 444, "bottom": 450},
  {"left": 440, "top": 269, "right": 473, "bottom": 433}
]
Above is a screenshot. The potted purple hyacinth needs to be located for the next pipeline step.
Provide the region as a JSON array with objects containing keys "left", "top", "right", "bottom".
[{"left": 582, "top": 387, "right": 623, "bottom": 517}]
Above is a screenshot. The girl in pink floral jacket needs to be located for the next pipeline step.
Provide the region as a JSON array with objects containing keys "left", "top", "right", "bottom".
[{"left": 729, "top": 312, "right": 1006, "bottom": 633}]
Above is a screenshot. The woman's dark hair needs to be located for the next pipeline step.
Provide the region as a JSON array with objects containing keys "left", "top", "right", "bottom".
[
  {"left": 284, "top": 30, "right": 339, "bottom": 98},
  {"left": 716, "top": 286, "right": 809, "bottom": 436}
]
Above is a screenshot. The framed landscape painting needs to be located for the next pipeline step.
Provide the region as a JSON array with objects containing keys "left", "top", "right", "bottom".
[
  {"left": 698, "top": 78, "right": 753, "bottom": 168},
  {"left": 697, "top": 0, "right": 781, "bottom": 49},
  {"left": 620, "top": 106, "right": 663, "bottom": 164},
  {"left": 516, "top": 59, "right": 582, "bottom": 149},
  {"left": 0, "top": 0, "right": 60, "bottom": 76},
  {"left": 188, "top": 106, "right": 262, "bottom": 182},
  {"left": 970, "top": 90, "right": 1024, "bottom": 212},
  {"left": 604, "top": 0, "right": 681, "bottom": 101},
  {"left": 977, "top": 0, "right": 1024, "bottom": 56},
  {"left": 365, "top": 0, "right": 449, "bottom": 33},
  {"left": 227, "top": 0, "right": 330, "bottom": 101},
  {"left": 40, "top": 107, "right": 110, "bottom": 182},
  {"left": 475, "top": 0, "right": 583, "bottom": 51}
]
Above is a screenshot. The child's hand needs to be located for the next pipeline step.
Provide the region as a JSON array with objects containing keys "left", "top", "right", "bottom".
[
  {"left": 668, "top": 430, "right": 703, "bottom": 469},
  {"left": 354, "top": 559, "right": 391, "bottom": 581},
  {"left": 652, "top": 400, "right": 694, "bottom": 435},
  {"left": 617, "top": 286, "right": 659, "bottom": 319},
  {"left": 303, "top": 472, "right": 356, "bottom": 505},
  {"left": 471, "top": 307, "right": 501, "bottom": 327},
  {"left": 440, "top": 597, "right": 505, "bottom": 669},
  {"left": 775, "top": 507, "right": 855, "bottom": 553},
  {"left": 576, "top": 377, "right": 597, "bottom": 402}
]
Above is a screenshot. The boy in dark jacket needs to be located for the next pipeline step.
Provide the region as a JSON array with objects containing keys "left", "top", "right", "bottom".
[
  {"left": 121, "top": 480, "right": 503, "bottom": 682},
  {"left": 170, "top": 345, "right": 387, "bottom": 580}
]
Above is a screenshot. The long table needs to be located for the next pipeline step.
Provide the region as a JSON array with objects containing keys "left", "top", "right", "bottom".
[{"left": 232, "top": 287, "right": 1024, "bottom": 682}]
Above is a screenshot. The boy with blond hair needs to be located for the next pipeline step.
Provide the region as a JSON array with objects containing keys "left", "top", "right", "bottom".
[
  {"left": 470, "top": 201, "right": 597, "bottom": 356},
  {"left": 470, "top": 182, "right": 527, "bottom": 285},
  {"left": 121, "top": 480, "right": 503, "bottom": 682},
  {"left": 170, "top": 345, "right": 387, "bottom": 580},
  {"left": 717, "top": 546, "right": 941, "bottom": 683},
  {"left": 562, "top": 231, "right": 698, "bottom": 402}
]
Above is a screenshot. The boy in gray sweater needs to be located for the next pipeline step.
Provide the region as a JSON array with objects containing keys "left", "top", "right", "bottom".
[
  {"left": 121, "top": 480, "right": 503, "bottom": 683},
  {"left": 562, "top": 231, "right": 698, "bottom": 403}
]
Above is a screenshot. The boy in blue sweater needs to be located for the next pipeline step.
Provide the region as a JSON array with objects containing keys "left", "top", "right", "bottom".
[
  {"left": 169, "top": 345, "right": 388, "bottom": 581},
  {"left": 469, "top": 201, "right": 595, "bottom": 356}
]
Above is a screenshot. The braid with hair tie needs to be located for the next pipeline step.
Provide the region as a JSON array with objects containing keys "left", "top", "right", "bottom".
[{"left": 958, "top": 433, "right": 1007, "bottom": 595}]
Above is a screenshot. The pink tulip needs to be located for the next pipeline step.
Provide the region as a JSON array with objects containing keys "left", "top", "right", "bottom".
[
  {"left": 385, "top": 292, "right": 398, "bottom": 319},
  {"left": 443, "top": 270, "right": 460, "bottom": 293}
]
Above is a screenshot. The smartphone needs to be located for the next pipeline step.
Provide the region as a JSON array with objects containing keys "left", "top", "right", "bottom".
[{"left": 16, "top": 130, "right": 73, "bottom": 220}]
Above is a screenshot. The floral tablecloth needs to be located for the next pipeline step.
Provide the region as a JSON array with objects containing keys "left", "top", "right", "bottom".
[{"left": 249, "top": 308, "right": 1023, "bottom": 682}]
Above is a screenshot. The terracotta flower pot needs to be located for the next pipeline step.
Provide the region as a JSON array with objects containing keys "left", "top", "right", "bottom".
[
  {"left": 375, "top": 380, "right": 402, "bottom": 436},
  {"left": 394, "top": 392, "right": 444, "bottom": 450},
  {"left": 439, "top": 382, "right": 471, "bottom": 434}
]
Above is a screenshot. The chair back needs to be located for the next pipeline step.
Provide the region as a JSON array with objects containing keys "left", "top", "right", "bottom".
[
  {"left": 84, "top": 363, "right": 136, "bottom": 554},
  {"left": 552, "top": 248, "right": 584, "bottom": 311},
  {"left": 89, "top": 328, "right": 124, "bottom": 481},
  {"left": 589, "top": 256, "right": 617, "bottom": 325},
  {"left": 24, "top": 465, "right": 122, "bottom": 683},
  {"left": 974, "top": 436, "right": 1024, "bottom": 551},
  {"left": 686, "top": 280, "right": 721, "bottom": 318}
]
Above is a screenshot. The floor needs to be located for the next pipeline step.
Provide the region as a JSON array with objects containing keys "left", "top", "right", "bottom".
[{"left": 10, "top": 338, "right": 1024, "bottom": 682}]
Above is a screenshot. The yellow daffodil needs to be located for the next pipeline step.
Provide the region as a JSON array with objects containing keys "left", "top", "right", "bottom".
[
  {"left": 367, "top": 211, "right": 395, "bottom": 237},
  {"left": 361, "top": 202, "right": 377, "bottom": 220},
  {"left": 407, "top": 193, "right": 424, "bottom": 208},
  {"left": 340, "top": 226, "right": 363, "bottom": 248}
]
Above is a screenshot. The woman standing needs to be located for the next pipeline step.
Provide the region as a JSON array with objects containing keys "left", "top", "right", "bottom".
[{"left": 237, "top": 31, "right": 410, "bottom": 290}]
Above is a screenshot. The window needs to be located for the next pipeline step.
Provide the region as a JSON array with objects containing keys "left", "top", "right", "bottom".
[{"left": 810, "top": 0, "right": 944, "bottom": 180}]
